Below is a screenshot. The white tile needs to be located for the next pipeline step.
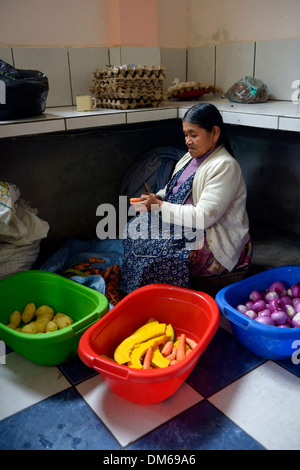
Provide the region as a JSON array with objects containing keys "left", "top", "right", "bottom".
[
  {"left": 76, "top": 374, "right": 203, "bottom": 447},
  {"left": 0, "top": 118, "right": 65, "bottom": 138},
  {"left": 216, "top": 42, "right": 255, "bottom": 95},
  {"left": 161, "top": 48, "right": 187, "bottom": 87},
  {"left": 0, "top": 352, "right": 70, "bottom": 420},
  {"left": 255, "top": 38, "right": 300, "bottom": 100},
  {"left": 187, "top": 46, "right": 215, "bottom": 84},
  {"left": 222, "top": 110, "right": 278, "bottom": 129},
  {"left": 120, "top": 46, "right": 161, "bottom": 67},
  {"left": 66, "top": 112, "right": 126, "bottom": 130},
  {"left": 279, "top": 116, "right": 300, "bottom": 132},
  {"left": 109, "top": 47, "right": 122, "bottom": 66},
  {"left": 13, "top": 47, "right": 72, "bottom": 107},
  {"left": 0, "top": 48, "right": 14, "bottom": 65},
  {"left": 126, "top": 107, "right": 177, "bottom": 124},
  {"left": 209, "top": 361, "right": 300, "bottom": 450},
  {"left": 68, "top": 47, "right": 109, "bottom": 105}
]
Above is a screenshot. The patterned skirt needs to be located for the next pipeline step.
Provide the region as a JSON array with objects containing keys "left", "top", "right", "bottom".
[{"left": 188, "top": 235, "right": 253, "bottom": 278}]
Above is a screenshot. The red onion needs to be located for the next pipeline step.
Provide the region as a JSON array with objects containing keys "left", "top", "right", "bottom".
[
  {"left": 264, "top": 291, "right": 279, "bottom": 302},
  {"left": 280, "top": 295, "right": 293, "bottom": 307},
  {"left": 291, "top": 312, "right": 300, "bottom": 328},
  {"left": 269, "top": 281, "right": 287, "bottom": 295},
  {"left": 249, "top": 290, "right": 262, "bottom": 301},
  {"left": 255, "top": 316, "right": 275, "bottom": 326},
  {"left": 285, "top": 305, "right": 296, "bottom": 319},
  {"left": 278, "top": 324, "right": 291, "bottom": 328},
  {"left": 271, "top": 310, "right": 287, "bottom": 325},
  {"left": 258, "top": 308, "right": 271, "bottom": 317},
  {"left": 245, "top": 300, "right": 254, "bottom": 310},
  {"left": 251, "top": 300, "right": 266, "bottom": 313},
  {"left": 268, "top": 298, "right": 286, "bottom": 312},
  {"left": 293, "top": 298, "right": 300, "bottom": 313},
  {"left": 291, "top": 282, "right": 300, "bottom": 298},
  {"left": 245, "top": 310, "right": 257, "bottom": 319},
  {"left": 236, "top": 304, "right": 248, "bottom": 314}
]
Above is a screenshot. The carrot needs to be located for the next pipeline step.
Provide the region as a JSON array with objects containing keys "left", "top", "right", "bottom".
[
  {"left": 185, "top": 337, "right": 198, "bottom": 349},
  {"left": 143, "top": 346, "right": 153, "bottom": 369},
  {"left": 130, "top": 198, "right": 143, "bottom": 204},
  {"left": 89, "top": 257, "right": 105, "bottom": 263},
  {"left": 170, "top": 359, "right": 178, "bottom": 366},
  {"left": 176, "top": 333, "right": 186, "bottom": 361},
  {"left": 103, "top": 265, "right": 112, "bottom": 280},
  {"left": 161, "top": 341, "right": 173, "bottom": 357},
  {"left": 74, "top": 262, "right": 90, "bottom": 269},
  {"left": 165, "top": 347, "right": 177, "bottom": 361}
]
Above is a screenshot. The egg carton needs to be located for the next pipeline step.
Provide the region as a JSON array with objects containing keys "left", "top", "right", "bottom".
[
  {"left": 93, "top": 64, "right": 166, "bottom": 80},
  {"left": 91, "top": 64, "right": 167, "bottom": 109},
  {"left": 92, "top": 77, "right": 166, "bottom": 87},
  {"left": 92, "top": 87, "right": 167, "bottom": 101},
  {"left": 96, "top": 97, "right": 165, "bottom": 110}
]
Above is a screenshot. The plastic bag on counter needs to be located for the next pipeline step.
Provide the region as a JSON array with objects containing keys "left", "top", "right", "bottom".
[
  {"left": 0, "top": 59, "right": 49, "bottom": 120},
  {"left": 225, "top": 76, "right": 269, "bottom": 104}
]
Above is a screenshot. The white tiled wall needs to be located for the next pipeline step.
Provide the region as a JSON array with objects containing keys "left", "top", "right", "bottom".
[
  {"left": 1, "top": 38, "right": 298, "bottom": 107},
  {"left": 215, "top": 42, "right": 255, "bottom": 95},
  {"left": 188, "top": 38, "right": 300, "bottom": 100},
  {"left": 187, "top": 46, "right": 215, "bottom": 84},
  {"left": 255, "top": 38, "right": 300, "bottom": 100},
  {"left": 161, "top": 48, "right": 187, "bottom": 87},
  {"left": 12, "top": 48, "right": 72, "bottom": 107}
]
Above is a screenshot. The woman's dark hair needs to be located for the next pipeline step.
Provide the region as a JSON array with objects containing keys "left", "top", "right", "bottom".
[{"left": 182, "top": 102, "right": 234, "bottom": 156}]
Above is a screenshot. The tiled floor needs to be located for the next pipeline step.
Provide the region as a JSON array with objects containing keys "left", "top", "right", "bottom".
[
  {"left": 1, "top": 225, "right": 300, "bottom": 451},
  {"left": 1, "top": 314, "right": 299, "bottom": 451}
]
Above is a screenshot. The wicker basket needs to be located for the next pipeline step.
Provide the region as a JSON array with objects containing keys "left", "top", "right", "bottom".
[{"left": 190, "top": 268, "right": 248, "bottom": 298}]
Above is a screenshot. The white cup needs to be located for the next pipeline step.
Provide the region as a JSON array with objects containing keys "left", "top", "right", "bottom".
[{"left": 76, "top": 95, "right": 96, "bottom": 112}]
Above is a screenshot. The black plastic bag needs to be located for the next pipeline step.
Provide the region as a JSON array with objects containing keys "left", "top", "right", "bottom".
[{"left": 0, "top": 60, "right": 49, "bottom": 120}]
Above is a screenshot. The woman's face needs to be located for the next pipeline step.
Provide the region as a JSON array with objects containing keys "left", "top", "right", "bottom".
[{"left": 183, "top": 121, "right": 220, "bottom": 158}]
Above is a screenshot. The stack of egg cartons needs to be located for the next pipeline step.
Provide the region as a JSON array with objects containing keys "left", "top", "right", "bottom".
[{"left": 90, "top": 64, "right": 167, "bottom": 110}]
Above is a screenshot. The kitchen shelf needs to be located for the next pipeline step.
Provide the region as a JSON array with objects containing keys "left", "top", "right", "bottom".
[{"left": 0, "top": 96, "right": 299, "bottom": 139}]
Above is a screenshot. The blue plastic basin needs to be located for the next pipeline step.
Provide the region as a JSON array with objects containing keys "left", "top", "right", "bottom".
[{"left": 215, "top": 265, "right": 300, "bottom": 360}]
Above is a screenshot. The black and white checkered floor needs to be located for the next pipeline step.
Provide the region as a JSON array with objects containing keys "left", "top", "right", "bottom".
[{"left": 1, "top": 314, "right": 299, "bottom": 451}]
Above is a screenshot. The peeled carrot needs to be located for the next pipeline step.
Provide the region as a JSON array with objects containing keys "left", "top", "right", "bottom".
[
  {"left": 143, "top": 346, "right": 153, "bottom": 369},
  {"left": 170, "top": 359, "right": 178, "bottom": 366},
  {"left": 130, "top": 198, "right": 143, "bottom": 204},
  {"left": 89, "top": 257, "right": 104, "bottom": 263},
  {"left": 161, "top": 341, "right": 174, "bottom": 357},
  {"left": 176, "top": 334, "right": 186, "bottom": 361},
  {"left": 185, "top": 337, "right": 198, "bottom": 349},
  {"left": 165, "top": 347, "right": 177, "bottom": 362}
]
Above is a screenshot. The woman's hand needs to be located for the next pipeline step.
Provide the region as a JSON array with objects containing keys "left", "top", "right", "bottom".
[{"left": 132, "top": 193, "right": 163, "bottom": 212}]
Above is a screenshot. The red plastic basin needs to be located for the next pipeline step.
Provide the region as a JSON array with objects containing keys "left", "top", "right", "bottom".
[{"left": 78, "top": 284, "right": 220, "bottom": 404}]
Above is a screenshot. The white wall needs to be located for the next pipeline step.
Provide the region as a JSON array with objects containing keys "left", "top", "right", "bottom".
[
  {"left": 0, "top": 0, "right": 299, "bottom": 48},
  {"left": 188, "top": 0, "right": 300, "bottom": 47},
  {"left": 0, "top": 0, "right": 108, "bottom": 46}
]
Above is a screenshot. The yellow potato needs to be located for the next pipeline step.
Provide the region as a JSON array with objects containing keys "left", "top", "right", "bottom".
[
  {"left": 53, "top": 315, "right": 73, "bottom": 329},
  {"left": 53, "top": 312, "right": 67, "bottom": 320},
  {"left": 34, "top": 321, "right": 47, "bottom": 333},
  {"left": 21, "top": 303, "right": 36, "bottom": 324},
  {"left": 45, "top": 321, "right": 58, "bottom": 333},
  {"left": 21, "top": 323, "right": 37, "bottom": 334},
  {"left": 35, "top": 305, "right": 54, "bottom": 317},
  {"left": 9, "top": 310, "right": 21, "bottom": 327},
  {"left": 6, "top": 323, "right": 17, "bottom": 330},
  {"left": 36, "top": 313, "right": 53, "bottom": 323}
]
